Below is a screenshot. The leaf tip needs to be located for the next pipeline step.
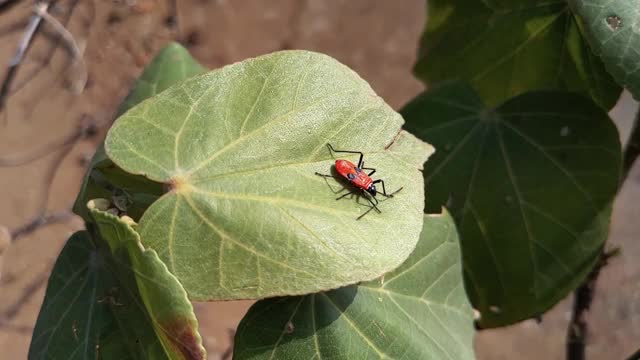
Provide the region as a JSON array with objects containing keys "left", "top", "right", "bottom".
[
  {"left": 387, "top": 130, "right": 435, "bottom": 169},
  {"left": 160, "top": 316, "right": 207, "bottom": 360}
]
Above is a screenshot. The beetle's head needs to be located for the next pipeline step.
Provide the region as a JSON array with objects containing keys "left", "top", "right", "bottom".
[{"left": 367, "top": 184, "right": 377, "bottom": 197}]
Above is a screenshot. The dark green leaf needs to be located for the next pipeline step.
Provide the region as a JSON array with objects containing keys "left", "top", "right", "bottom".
[
  {"left": 234, "top": 212, "right": 475, "bottom": 360},
  {"left": 401, "top": 81, "right": 621, "bottom": 327},
  {"left": 73, "top": 42, "right": 206, "bottom": 222},
  {"left": 415, "top": 0, "right": 621, "bottom": 109},
  {"left": 29, "top": 204, "right": 205, "bottom": 359},
  {"left": 570, "top": 0, "right": 640, "bottom": 99},
  {"left": 104, "top": 50, "right": 433, "bottom": 300}
]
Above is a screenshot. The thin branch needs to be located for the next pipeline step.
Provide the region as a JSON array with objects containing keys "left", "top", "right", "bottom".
[
  {"left": 566, "top": 256, "right": 604, "bottom": 359},
  {"left": 34, "top": 1, "right": 87, "bottom": 93},
  {"left": 0, "top": 126, "right": 83, "bottom": 166},
  {"left": 9, "top": 211, "right": 74, "bottom": 241},
  {"left": 566, "top": 247, "right": 620, "bottom": 360},
  {"left": 0, "top": 0, "right": 22, "bottom": 12},
  {"left": 0, "top": 321, "right": 33, "bottom": 334},
  {"left": 9, "top": 0, "right": 81, "bottom": 97},
  {"left": 5, "top": 115, "right": 98, "bottom": 246},
  {"left": 220, "top": 329, "right": 236, "bottom": 360},
  {"left": 0, "top": 1, "right": 51, "bottom": 117},
  {"left": 1, "top": 269, "right": 49, "bottom": 320},
  {"left": 166, "top": 0, "right": 180, "bottom": 36},
  {"left": 626, "top": 348, "right": 640, "bottom": 360}
]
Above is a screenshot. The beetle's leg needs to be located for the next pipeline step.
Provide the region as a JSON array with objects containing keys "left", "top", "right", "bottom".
[
  {"left": 361, "top": 162, "right": 376, "bottom": 176},
  {"left": 327, "top": 144, "right": 364, "bottom": 168},
  {"left": 315, "top": 172, "right": 340, "bottom": 179},
  {"left": 357, "top": 205, "right": 377, "bottom": 220},
  {"left": 315, "top": 172, "right": 349, "bottom": 194},
  {"left": 336, "top": 190, "right": 357, "bottom": 200},
  {"left": 355, "top": 191, "right": 380, "bottom": 220},
  {"left": 363, "top": 190, "right": 381, "bottom": 212},
  {"left": 372, "top": 179, "right": 403, "bottom": 198}
]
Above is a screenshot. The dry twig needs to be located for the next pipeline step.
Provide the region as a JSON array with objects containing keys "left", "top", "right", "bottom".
[
  {"left": 567, "top": 248, "right": 621, "bottom": 360},
  {"left": 0, "top": 1, "right": 52, "bottom": 118},
  {"left": 34, "top": 1, "right": 87, "bottom": 93},
  {"left": 1, "top": 269, "right": 49, "bottom": 320},
  {"left": 0, "top": 0, "right": 86, "bottom": 116}
]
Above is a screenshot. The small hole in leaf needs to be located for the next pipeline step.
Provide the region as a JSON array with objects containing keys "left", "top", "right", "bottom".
[
  {"left": 606, "top": 15, "right": 622, "bottom": 31},
  {"left": 285, "top": 321, "right": 295, "bottom": 334},
  {"left": 560, "top": 126, "right": 570, "bottom": 137},
  {"left": 489, "top": 305, "right": 501, "bottom": 313}
]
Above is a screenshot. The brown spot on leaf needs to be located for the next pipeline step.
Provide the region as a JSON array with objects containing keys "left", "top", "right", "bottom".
[
  {"left": 285, "top": 321, "right": 295, "bottom": 334},
  {"left": 161, "top": 317, "right": 206, "bottom": 360},
  {"left": 168, "top": 175, "right": 192, "bottom": 194}
]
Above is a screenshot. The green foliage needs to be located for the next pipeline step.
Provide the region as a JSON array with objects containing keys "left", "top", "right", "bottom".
[
  {"left": 33, "top": 0, "right": 639, "bottom": 353},
  {"left": 104, "top": 50, "right": 433, "bottom": 300},
  {"left": 32, "top": 43, "right": 208, "bottom": 360},
  {"left": 234, "top": 212, "right": 475, "bottom": 360},
  {"left": 73, "top": 43, "right": 206, "bottom": 222},
  {"left": 401, "top": 81, "right": 621, "bottom": 326},
  {"left": 29, "top": 204, "right": 204, "bottom": 360},
  {"left": 415, "top": 0, "right": 622, "bottom": 108},
  {"left": 570, "top": 0, "right": 640, "bottom": 99}
]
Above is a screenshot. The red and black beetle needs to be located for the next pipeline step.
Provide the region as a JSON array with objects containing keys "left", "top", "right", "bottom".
[{"left": 315, "top": 144, "right": 402, "bottom": 219}]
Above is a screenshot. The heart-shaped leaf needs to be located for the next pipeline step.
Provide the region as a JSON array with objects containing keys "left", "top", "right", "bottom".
[
  {"left": 104, "top": 50, "right": 433, "bottom": 300},
  {"left": 401, "top": 81, "right": 621, "bottom": 327},
  {"left": 74, "top": 42, "right": 206, "bottom": 222},
  {"left": 29, "top": 203, "right": 205, "bottom": 359},
  {"left": 570, "top": 0, "right": 640, "bottom": 99},
  {"left": 415, "top": 0, "right": 622, "bottom": 109},
  {"left": 233, "top": 211, "right": 475, "bottom": 360}
]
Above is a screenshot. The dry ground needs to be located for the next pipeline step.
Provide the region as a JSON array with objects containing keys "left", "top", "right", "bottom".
[{"left": 0, "top": 1, "right": 638, "bottom": 359}]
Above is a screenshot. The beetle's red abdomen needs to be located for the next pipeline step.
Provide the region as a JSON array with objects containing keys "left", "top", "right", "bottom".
[
  {"left": 335, "top": 159, "right": 355, "bottom": 177},
  {"left": 335, "top": 159, "right": 373, "bottom": 190}
]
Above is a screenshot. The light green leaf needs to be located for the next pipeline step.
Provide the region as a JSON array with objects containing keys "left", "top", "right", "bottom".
[
  {"left": 29, "top": 204, "right": 205, "bottom": 359},
  {"left": 234, "top": 212, "right": 475, "bottom": 360},
  {"left": 415, "top": 0, "right": 622, "bottom": 109},
  {"left": 73, "top": 42, "right": 206, "bottom": 221},
  {"left": 105, "top": 50, "right": 433, "bottom": 300},
  {"left": 401, "top": 81, "right": 621, "bottom": 327},
  {"left": 570, "top": 0, "right": 640, "bottom": 99}
]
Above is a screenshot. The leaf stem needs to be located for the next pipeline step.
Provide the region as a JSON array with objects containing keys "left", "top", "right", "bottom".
[
  {"left": 566, "top": 253, "right": 605, "bottom": 360},
  {"left": 625, "top": 347, "right": 640, "bottom": 360}
]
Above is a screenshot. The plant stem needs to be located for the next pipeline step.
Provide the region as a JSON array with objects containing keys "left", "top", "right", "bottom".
[
  {"left": 566, "top": 254, "right": 606, "bottom": 360},
  {"left": 626, "top": 348, "right": 640, "bottom": 360},
  {"left": 566, "top": 106, "right": 640, "bottom": 360}
]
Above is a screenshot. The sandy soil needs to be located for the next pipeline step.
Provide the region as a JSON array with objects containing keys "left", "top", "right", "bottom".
[{"left": 0, "top": 1, "right": 638, "bottom": 359}]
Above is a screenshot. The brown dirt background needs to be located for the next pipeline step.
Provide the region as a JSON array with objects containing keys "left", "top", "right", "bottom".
[{"left": 0, "top": 1, "right": 638, "bottom": 359}]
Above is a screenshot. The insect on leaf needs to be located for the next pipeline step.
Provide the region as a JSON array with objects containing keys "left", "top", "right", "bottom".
[{"left": 104, "top": 50, "right": 434, "bottom": 300}]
